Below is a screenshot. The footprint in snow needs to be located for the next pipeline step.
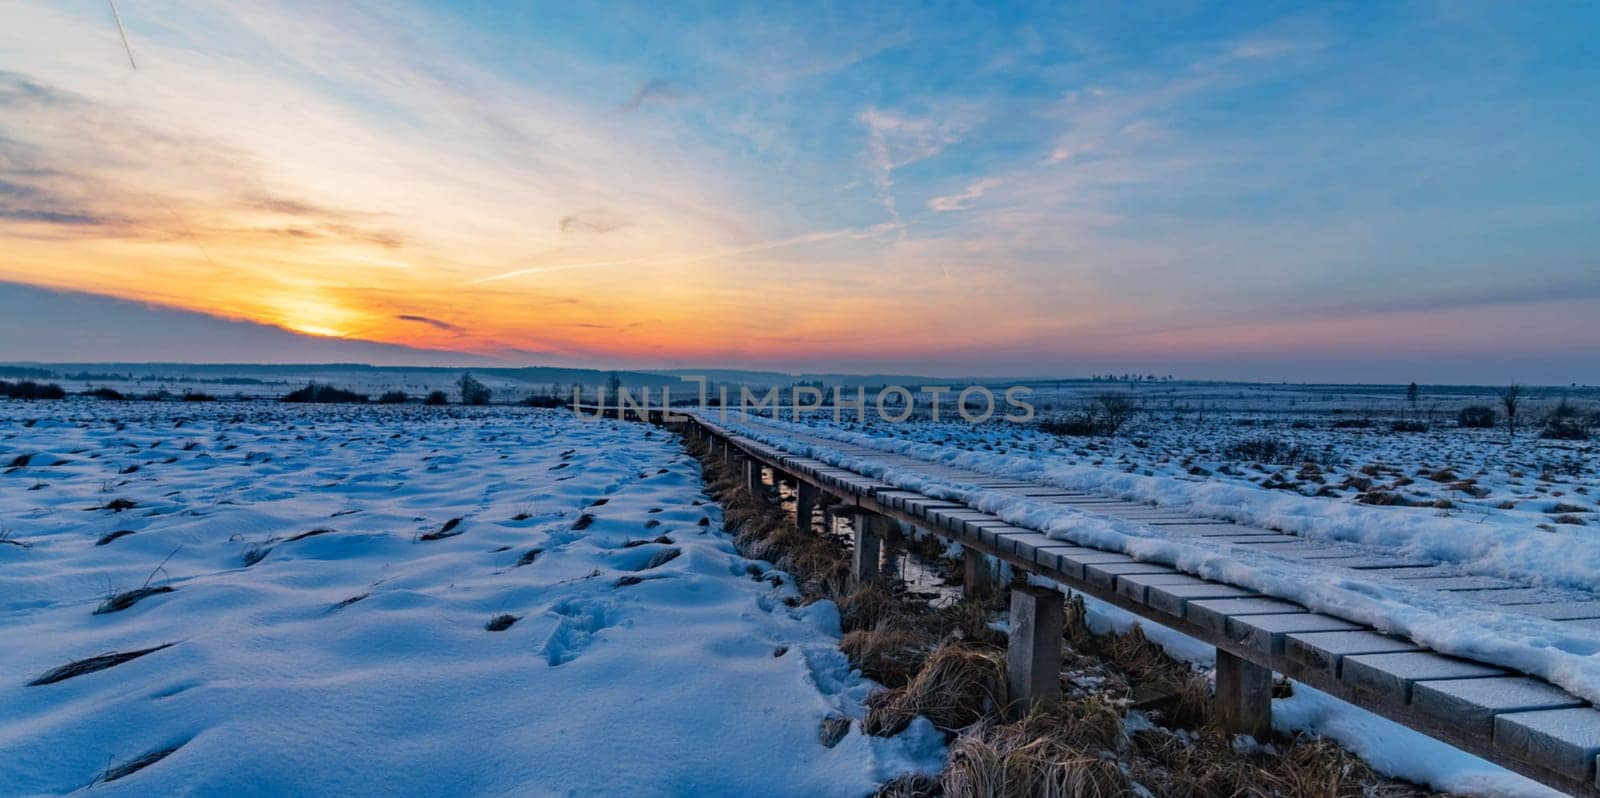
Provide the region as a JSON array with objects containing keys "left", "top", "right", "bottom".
[{"left": 542, "top": 598, "right": 616, "bottom": 666}]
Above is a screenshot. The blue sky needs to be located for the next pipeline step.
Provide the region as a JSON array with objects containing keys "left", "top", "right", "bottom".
[{"left": 0, "top": 1, "right": 1596, "bottom": 382}]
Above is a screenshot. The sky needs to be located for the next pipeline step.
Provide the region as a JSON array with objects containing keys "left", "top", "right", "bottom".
[{"left": 0, "top": 1, "right": 1596, "bottom": 383}]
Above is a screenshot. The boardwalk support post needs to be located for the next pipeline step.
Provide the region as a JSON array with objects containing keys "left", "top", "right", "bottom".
[
  {"left": 796, "top": 482, "right": 818, "bottom": 534},
  {"left": 853, "top": 512, "right": 882, "bottom": 584},
  {"left": 1215, "top": 650, "right": 1272, "bottom": 739},
  {"left": 1006, "top": 586, "right": 1063, "bottom": 710},
  {"left": 963, "top": 549, "right": 994, "bottom": 598},
  {"left": 745, "top": 459, "right": 765, "bottom": 501}
]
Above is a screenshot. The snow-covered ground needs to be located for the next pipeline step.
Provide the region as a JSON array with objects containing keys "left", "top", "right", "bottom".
[
  {"left": 0, "top": 402, "right": 941, "bottom": 796},
  {"left": 808, "top": 387, "right": 1599, "bottom": 541}
]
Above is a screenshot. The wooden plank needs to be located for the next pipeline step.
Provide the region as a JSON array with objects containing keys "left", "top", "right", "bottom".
[
  {"left": 1116, "top": 573, "right": 1209, "bottom": 604},
  {"left": 1031, "top": 545, "right": 1103, "bottom": 580},
  {"left": 1147, "top": 583, "right": 1259, "bottom": 619},
  {"left": 1494, "top": 708, "right": 1600, "bottom": 784},
  {"left": 1084, "top": 560, "right": 1178, "bottom": 591},
  {"left": 1004, "top": 532, "right": 1062, "bottom": 563},
  {"left": 1342, "top": 652, "right": 1507, "bottom": 703},
  {"left": 1390, "top": 575, "right": 1520, "bottom": 591},
  {"left": 1285, "top": 630, "right": 1422, "bottom": 678},
  {"left": 1412, "top": 677, "right": 1585, "bottom": 738},
  {"left": 1517, "top": 603, "right": 1600, "bottom": 621},
  {"left": 1185, "top": 597, "right": 1306, "bottom": 636},
  {"left": 1228, "top": 613, "right": 1362, "bottom": 656}
]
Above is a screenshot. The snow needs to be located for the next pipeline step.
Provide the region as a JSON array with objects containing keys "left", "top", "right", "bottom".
[{"left": 0, "top": 402, "right": 941, "bottom": 796}]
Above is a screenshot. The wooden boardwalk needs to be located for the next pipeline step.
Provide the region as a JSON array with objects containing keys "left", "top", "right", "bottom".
[{"left": 597, "top": 405, "right": 1600, "bottom": 796}]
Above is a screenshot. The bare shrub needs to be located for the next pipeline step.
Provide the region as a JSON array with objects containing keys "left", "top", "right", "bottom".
[
  {"left": 458, "top": 373, "right": 492, "bottom": 406},
  {"left": 1093, "top": 393, "right": 1138, "bottom": 436},
  {"left": 1501, "top": 384, "right": 1522, "bottom": 439},
  {"left": 1039, "top": 393, "right": 1138, "bottom": 437}
]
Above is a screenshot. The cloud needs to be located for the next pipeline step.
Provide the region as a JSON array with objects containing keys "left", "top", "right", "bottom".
[
  {"left": 396, "top": 314, "right": 462, "bottom": 332},
  {"left": 858, "top": 105, "right": 978, "bottom": 218},
  {"left": 621, "top": 79, "right": 679, "bottom": 111},
  {"left": 559, "top": 208, "right": 631, "bottom": 235},
  {"left": 0, "top": 71, "right": 407, "bottom": 250},
  {"left": 928, "top": 178, "right": 1000, "bottom": 212},
  {"left": 469, "top": 223, "right": 901, "bottom": 284}
]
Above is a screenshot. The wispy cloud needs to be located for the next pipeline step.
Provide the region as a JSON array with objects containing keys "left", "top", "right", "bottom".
[
  {"left": 858, "top": 105, "right": 978, "bottom": 218},
  {"left": 396, "top": 314, "right": 461, "bottom": 332},
  {"left": 928, "top": 178, "right": 1000, "bottom": 212},
  {"left": 558, "top": 209, "right": 631, "bottom": 235},
  {"left": 621, "top": 79, "right": 679, "bottom": 111},
  {"left": 468, "top": 223, "right": 901, "bottom": 285}
]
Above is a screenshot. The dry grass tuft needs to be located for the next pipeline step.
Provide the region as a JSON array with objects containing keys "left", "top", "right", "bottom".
[
  {"left": 839, "top": 583, "right": 899, "bottom": 632},
  {"left": 934, "top": 599, "right": 1008, "bottom": 647},
  {"left": 95, "top": 585, "right": 175, "bottom": 615},
  {"left": 485, "top": 613, "right": 519, "bottom": 631},
  {"left": 643, "top": 546, "right": 682, "bottom": 569},
  {"left": 873, "top": 773, "right": 940, "bottom": 797},
  {"left": 865, "top": 642, "right": 1007, "bottom": 736},
  {"left": 942, "top": 699, "right": 1131, "bottom": 798},
  {"left": 101, "top": 742, "right": 186, "bottom": 783},
  {"left": 28, "top": 643, "right": 176, "bottom": 686},
  {"left": 96, "top": 529, "right": 136, "bottom": 546},
  {"left": 420, "top": 517, "right": 464, "bottom": 540},
  {"left": 842, "top": 625, "right": 932, "bottom": 687}
]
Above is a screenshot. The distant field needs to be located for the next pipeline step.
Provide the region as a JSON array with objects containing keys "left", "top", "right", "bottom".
[{"left": 762, "top": 382, "right": 1600, "bottom": 540}]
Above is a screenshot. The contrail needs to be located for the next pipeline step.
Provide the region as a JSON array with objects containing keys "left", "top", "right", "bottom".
[
  {"left": 107, "top": 0, "right": 137, "bottom": 69},
  {"left": 467, "top": 224, "right": 901, "bottom": 285}
]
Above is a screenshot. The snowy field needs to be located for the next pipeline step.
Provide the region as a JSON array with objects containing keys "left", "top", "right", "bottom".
[
  {"left": 0, "top": 402, "right": 940, "bottom": 796},
  {"left": 906, "top": 381, "right": 1598, "bottom": 540}
]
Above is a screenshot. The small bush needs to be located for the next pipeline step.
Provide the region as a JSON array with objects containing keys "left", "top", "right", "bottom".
[
  {"left": 1038, "top": 393, "right": 1138, "bottom": 437},
  {"left": 1223, "top": 436, "right": 1305, "bottom": 464},
  {"left": 1039, "top": 412, "right": 1101, "bottom": 437},
  {"left": 1390, "top": 419, "right": 1428, "bottom": 432},
  {"left": 0, "top": 380, "right": 67, "bottom": 400},
  {"left": 1457, "top": 405, "right": 1497, "bottom": 428},
  {"left": 424, "top": 390, "right": 449, "bottom": 406},
  {"left": 458, "top": 373, "right": 492, "bottom": 406},
  {"left": 377, "top": 390, "right": 410, "bottom": 404},
  {"left": 522, "top": 393, "right": 565, "bottom": 408},
  {"left": 1329, "top": 417, "right": 1372, "bottom": 428},
  {"left": 1540, "top": 400, "right": 1591, "bottom": 440},
  {"left": 282, "top": 382, "right": 368, "bottom": 403},
  {"left": 181, "top": 391, "right": 216, "bottom": 402},
  {"left": 86, "top": 387, "right": 127, "bottom": 400}
]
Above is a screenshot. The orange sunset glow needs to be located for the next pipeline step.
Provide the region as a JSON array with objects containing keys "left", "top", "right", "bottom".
[{"left": 1, "top": 2, "right": 1597, "bottom": 382}]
